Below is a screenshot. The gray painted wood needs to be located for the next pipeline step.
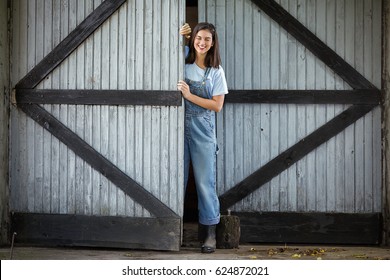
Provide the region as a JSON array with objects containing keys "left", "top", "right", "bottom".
[
  {"left": 0, "top": 0, "right": 10, "bottom": 244},
  {"left": 383, "top": 0, "right": 390, "bottom": 246},
  {"left": 10, "top": 0, "right": 185, "bottom": 218},
  {"left": 200, "top": 0, "right": 382, "bottom": 213}
]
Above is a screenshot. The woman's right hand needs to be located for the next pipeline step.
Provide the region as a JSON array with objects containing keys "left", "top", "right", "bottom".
[
  {"left": 177, "top": 80, "right": 191, "bottom": 99},
  {"left": 180, "top": 23, "right": 191, "bottom": 39}
]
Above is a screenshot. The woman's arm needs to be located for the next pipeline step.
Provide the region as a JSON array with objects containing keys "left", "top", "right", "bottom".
[{"left": 177, "top": 80, "right": 225, "bottom": 112}]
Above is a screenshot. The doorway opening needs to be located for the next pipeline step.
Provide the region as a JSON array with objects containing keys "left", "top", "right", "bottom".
[{"left": 183, "top": 0, "right": 199, "bottom": 225}]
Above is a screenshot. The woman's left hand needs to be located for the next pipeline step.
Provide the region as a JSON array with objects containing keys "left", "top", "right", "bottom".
[{"left": 177, "top": 80, "right": 191, "bottom": 99}]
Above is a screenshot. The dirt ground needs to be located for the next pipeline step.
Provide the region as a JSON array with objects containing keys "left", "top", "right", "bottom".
[
  {"left": 1, "top": 243, "right": 390, "bottom": 260},
  {"left": 1, "top": 223, "right": 390, "bottom": 260}
]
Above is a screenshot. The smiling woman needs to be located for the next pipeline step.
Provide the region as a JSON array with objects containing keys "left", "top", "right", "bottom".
[{"left": 177, "top": 22, "right": 228, "bottom": 254}]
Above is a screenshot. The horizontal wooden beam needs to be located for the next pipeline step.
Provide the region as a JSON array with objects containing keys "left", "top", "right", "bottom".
[
  {"left": 235, "top": 212, "right": 381, "bottom": 245},
  {"left": 219, "top": 104, "right": 377, "bottom": 210},
  {"left": 15, "top": 0, "right": 126, "bottom": 89},
  {"left": 226, "top": 89, "right": 381, "bottom": 104},
  {"left": 16, "top": 89, "right": 182, "bottom": 106},
  {"left": 251, "top": 0, "right": 377, "bottom": 90},
  {"left": 11, "top": 212, "right": 181, "bottom": 251},
  {"left": 15, "top": 89, "right": 380, "bottom": 106},
  {"left": 18, "top": 103, "right": 179, "bottom": 219}
]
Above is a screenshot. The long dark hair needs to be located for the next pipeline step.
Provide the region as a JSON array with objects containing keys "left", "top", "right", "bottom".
[{"left": 185, "top": 22, "right": 222, "bottom": 68}]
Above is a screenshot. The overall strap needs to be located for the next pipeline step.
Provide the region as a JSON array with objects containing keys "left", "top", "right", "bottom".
[
  {"left": 202, "top": 67, "right": 211, "bottom": 84},
  {"left": 204, "top": 67, "right": 211, "bottom": 79},
  {"left": 202, "top": 67, "right": 213, "bottom": 100}
]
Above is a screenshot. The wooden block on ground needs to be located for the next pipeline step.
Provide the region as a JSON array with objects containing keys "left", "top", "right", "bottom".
[{"left": 216, "top": 215, "right": 240, "bottom": 249}]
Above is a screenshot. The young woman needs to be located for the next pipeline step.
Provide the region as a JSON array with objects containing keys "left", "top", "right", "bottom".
[{"left": 177, "top": 22, "right": 228, "bottom": 253}]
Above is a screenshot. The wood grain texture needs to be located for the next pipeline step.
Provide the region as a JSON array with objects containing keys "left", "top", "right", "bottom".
[
  {"left": 12, "top": 212, "right": 181, "bottom": 251},
  {"left": 235, "top": 211, "right": 381, "bottom": 244},
  {"left": 219, "top": 104, "right": 376, "bottom": 211},
  {"left": 10, "top": 0, "right": 185, "bottom": 221},
  {"left": 18, "top": 103, "right": 179, "bottom": 218},
  {"left": 16, "top": 89, "right": 182, "bottom": 106},
  {"left": 201, "top": 0, "right": 382, "bottom": 214},
  {"left": 15, "top": 0, "right": 127, "bottom": 89}
]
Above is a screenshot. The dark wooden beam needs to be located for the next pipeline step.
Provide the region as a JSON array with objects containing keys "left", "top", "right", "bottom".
[
  {"left": 219, "top": 104, "right": 377, "bottom": 211},
  {"left": 251, "top": 0, "right": 377, "bottom": 90},
  {"left": 18, "top": 103, "right": 179, "bottom": 219},
  {"left": 16, "top": 89, "right": 381, "bottom": 106},
  {"left": 15, "top": 0, "right": 126, "bottom": 89},
  {"left": 16, "top": 89, "right": 182, "bottom": 106},
  {"left": 226, "top": 89, "right": 381, "bottom": 104},
  {"left": 12, "top": 212, "right": 181, "bottom": 251},
  {"left": 235, "top": 212, "right": 381, "bottom": 245}
]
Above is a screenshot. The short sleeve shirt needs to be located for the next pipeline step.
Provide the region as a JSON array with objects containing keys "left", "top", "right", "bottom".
[
  {"left": 185, "top": 63, "right": 229, "bottom": 97},
  {"left": 184, "top": 46, "right": 229, "bottom": 97}
]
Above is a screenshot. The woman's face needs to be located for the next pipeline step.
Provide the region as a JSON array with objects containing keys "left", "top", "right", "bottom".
[{"left": 194, "top": 29, "right": 213, "bottom": 56}]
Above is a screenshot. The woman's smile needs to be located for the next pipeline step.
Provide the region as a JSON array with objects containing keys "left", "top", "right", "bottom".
[{"left": 194, "top": 29, "right": 213, "bottom": 55}]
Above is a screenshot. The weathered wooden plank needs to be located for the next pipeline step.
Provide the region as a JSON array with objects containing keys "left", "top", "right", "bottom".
[
  {"left": 219, "top": 104, "right": 377, "bottom": 211},
  {"left": 16, "top": 89, "right": 182, "bottom": 106},
  {"left": 278, "top": 0, "right": 289, "bottom": 210},
  {"left": 133, "top": 0, "right": 146, "bottom": 218},
  {"left": 250, "top": 0, "right": 376, "bottom": 90},
  {"left": 224, "top": 89, "right": 380, "bottom": 104},
  {"left": 344, "top": 0, "right": 357, "bottom": 213},
  {"left": 174, "top": 0, "right": 186, "bottom": 216},
  {"left": 223, "top": 2, "right": 236, "bottom": 198},
  {"left": 353, "top": 0, "right": 365, "bottom": 213},
  {"left": 125, "top": 106, "right": 136, "bottom": 216},
  {"left": 0, "top": 0, "right": 9, "bottom": 244},
  {"left": 372, "top": 0, "right": 382, "bottom": 211},
  {"left": 145, "top": 0, "right": 156, "bottom": 215},
  {"left": 42, "top": 0, "right": 57, "bottom": 214},
  {"left": 268, "top": 102, "right": 280, "bottom": 210},
  {"left": 304, "top": 0, "right": 317, "bottom": 212},
  {"left": 108, "top": 9, "right": 120, "bottom": 216},
  {"left": 18, "top": 103, "right": 179, "bottom": 218},
  {"left": 333, "top": 0, "right": 347, "bottom": 212},
  {"left": 74, "top": 0, "right": 86, "bottom": 215},
  {"left": 99, "top": 6, "right": 111, "bottom": 216},
  {"left": 323, "top": 0, "right": 337, "bottom": 212},
  {"left": 235, "top": 211, "right": 381, "bottom": 244},
  {"left": 116, "top": 2, "right": 127, "bottom": 216},
  {"left": 362, "top": 0, "right": 374, "bottom": 212},
  {"left": 314, "top": 0, "right": 327, "bottom": 212},
  {"left": 285, "top": 0, "right": 298, "bottom": 212},
  {"left": 11, "top": 212, "right": 181, "bottom": 251},
  {"left": 16, "top": 0, "right": 126, "bottom": 89},
  {"left": 83, "top": 0, "right": 94, "bottom": 216}
]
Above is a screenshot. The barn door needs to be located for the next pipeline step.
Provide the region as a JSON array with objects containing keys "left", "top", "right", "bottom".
[
  {"left": 10, "top": 0, "right": 185, "bottom": 251},
  {"left": 200, "top": 0, "right": 382, "bottom": 244}
]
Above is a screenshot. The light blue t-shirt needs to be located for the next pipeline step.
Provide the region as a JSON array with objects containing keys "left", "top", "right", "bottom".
[{"left": 184, "top": 46, "right": 229, "bottom": 97}]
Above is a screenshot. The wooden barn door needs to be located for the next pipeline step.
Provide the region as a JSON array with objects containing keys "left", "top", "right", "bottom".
[
  {"left": 10, "top": 0, "right": 185, "bottom": 251},
  {"left": 200, "top": 0, "right": 382, "bottom": 244}
]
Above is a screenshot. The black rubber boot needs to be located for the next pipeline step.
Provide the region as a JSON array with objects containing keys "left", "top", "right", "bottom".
[{"left": 201, "top": 225, "right": 216, "bottom": 253}]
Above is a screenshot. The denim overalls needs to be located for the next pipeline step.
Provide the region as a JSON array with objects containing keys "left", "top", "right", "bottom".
[{"left": 184, "top": 67, "right": 220, "bottom": 226}]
